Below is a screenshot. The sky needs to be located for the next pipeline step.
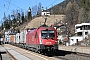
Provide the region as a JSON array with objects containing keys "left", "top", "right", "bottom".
[{"left": 0, "top": 0, "right": 64, "bottom": 25}]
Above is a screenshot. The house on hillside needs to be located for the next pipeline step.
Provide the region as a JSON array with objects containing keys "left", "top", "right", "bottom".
[
  {"left": 69, "top": 23, "right": 90, "bottom": 46},
  {"left": 41, "top": 7, "right": 50, "bottom": 16},
  {"left": 51, "top": 20, "right": 69, "bottom": 45}
]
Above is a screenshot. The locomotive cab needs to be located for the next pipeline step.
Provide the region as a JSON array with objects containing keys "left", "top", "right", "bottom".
[{"left": 37, "top": 27, "right": 58, "bottom": 53}]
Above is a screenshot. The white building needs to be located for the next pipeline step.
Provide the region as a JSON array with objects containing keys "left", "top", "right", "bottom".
[
  {"left": 4, "top": 30, "right": 11, "bottom": 43},
  {"left": 4, "top": 30, "right": 16, "bottom": 43},
  {"left": 41, "top": 7, "right": 50, "bottom": 16},
  {"left": 41, "top": 10, "right": 50, "bottom": 16},
  {"left": 69, "top": 23, "right": 90, "bottom": 45}
]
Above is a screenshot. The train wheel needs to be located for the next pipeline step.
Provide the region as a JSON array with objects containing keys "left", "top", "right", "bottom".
[
  {"left": 23, "top": 46, "right": 25, "bottom": 49},
  {"left": 26, "top": 46, "right": 28, "bottom": 50}
]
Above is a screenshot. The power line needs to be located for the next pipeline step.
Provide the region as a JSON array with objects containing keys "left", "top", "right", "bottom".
[
  {"left": 47, "top": 0, "right": 57, "bottom": 9},
  {"left": 27, "top": 0, "right": 36, "bottom": 9},
  {"left": 33, "top": 0, "right": 38, "bottom": 6},
  {"left": 7, "top": 0, "right": 11, "bottom": 13},
  {"left": 28, "top": 0, "right": 33, "bottom": 6},
  {"left": 31, "top": 0, "right": 38, "bottom": 6},
  {"left": 4, "top": 0, "right": 26, "bottom": 11}
]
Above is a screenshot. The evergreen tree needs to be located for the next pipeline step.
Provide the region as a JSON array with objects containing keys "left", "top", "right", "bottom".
[
  {"left": 28, "top": 7, "right": 32, "bottom": 21},
  {"left": 21, "top": 12, "right": 25, "bottom": 23}
]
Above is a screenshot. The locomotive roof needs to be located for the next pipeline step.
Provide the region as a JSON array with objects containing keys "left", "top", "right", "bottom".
[
  {"left": 27, "top": 24, "right": 54, "bottom": 31},
  {"left": 39, "top": 24, "right": 48, "bottom": 27}
]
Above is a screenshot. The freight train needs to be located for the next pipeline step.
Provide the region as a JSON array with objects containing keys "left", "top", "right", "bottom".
[{"left": 4, "top": 26, "right": 58, "bottom": 54}]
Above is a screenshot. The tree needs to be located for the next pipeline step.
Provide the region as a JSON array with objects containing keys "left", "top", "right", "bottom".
[
  {"left": 7, "top": 15, "right": 12, "bottom": 28},
  {"left": 65, "top": 1, "right": 79, "bottom": 26},
  {"left": 65, "top": 2, "right": 73, "bottom": 25},
  {"left": 87, "top": 10, "right": 90, "bottom": 22},
  {"left": 21, "top": 12, "right": 25, "bottom": 23},
  {"left": 28, "top": 7, "right": 32, "bottom": 21},
  {"left": 32, "top": 5, "right": 38, "bottom": 16},
  {"left": 3, "top": 20, "right": 10, "bottom": 29},
  {"left": 37, "top": 3, "right": 42, "bottom": 16},
  {"left": 59, "top": 6, "right": 64, "bottom": 14},
  {"left": 65, "top": 0, "right": 79, "bottom": 34},
  {"left": 81, "top": 0, "right": 90, "bottom": 22},
  {"left": 78, "top": 8, "right": 84, "bottom": 23},
  {"left": 3, "top": 13, "right": 10, "bottom": 29}
]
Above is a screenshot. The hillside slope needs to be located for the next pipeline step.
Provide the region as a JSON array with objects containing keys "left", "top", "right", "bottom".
[{"left": 25, "top": 15, "right": 65, "bottom": 29}]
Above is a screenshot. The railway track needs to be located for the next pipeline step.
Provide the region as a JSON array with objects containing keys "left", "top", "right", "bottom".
[
  {"left": 53, "top": 50, "right": 90, "bottom": 60},
  {"left": 54, "top": 56, "right": 69, "bottom": 60},
  {"left": 75, "top": 52, "right": 90, "bottom": 58}
]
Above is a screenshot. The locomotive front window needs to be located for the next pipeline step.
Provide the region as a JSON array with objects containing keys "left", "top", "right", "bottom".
[{"left": 41, "top": 30, "right": 54, "bottom": 39}]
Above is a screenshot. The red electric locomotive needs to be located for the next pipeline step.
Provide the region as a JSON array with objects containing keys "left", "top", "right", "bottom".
[{"left": 26, "top": 26, "right": 58, "bottom": 53}]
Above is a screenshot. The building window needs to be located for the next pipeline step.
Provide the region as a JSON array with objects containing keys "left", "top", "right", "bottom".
[
  {"left": 77, "top": 32, "right": 82, "bottom": 36},
  {"left": 85, "top": 32, "right": 88, "bottom": 35},
  {"left": 71, "top": 39, "right": 73, "bottom": 41},
  {"left": 44, "top": 13, "right": 45, "bottom": 15},
  {"left": 76, "top": 39, "right": 78, "bottom": 43}
]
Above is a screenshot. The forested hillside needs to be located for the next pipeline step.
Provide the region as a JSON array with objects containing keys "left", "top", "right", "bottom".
[{"left": 49, "top": 0, "right": 90, "bottom": 34}]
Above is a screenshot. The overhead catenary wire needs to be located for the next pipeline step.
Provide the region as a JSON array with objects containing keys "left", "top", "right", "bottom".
[
  {"left": 7, "top": 0, "right": 11, "bottom": 13},
  {"left": 4, "top": 0, "right": 26, "bottom": 11},
  {"left": 47, "top": 0, "right": 57, "bottom": 9},
  {"left": 28, "top": 0, "right": 38, "bottom": 6},
  {"left": 33, "top": 0, "right": 38, "bottom": 6}
]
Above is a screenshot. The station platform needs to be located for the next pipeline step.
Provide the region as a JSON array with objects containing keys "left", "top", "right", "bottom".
[
  {"left": 58, "top": 45, "right": 90, "bottom": 54},
  {"left": 0, "top": 45, "right": 6, "bottom": 54},
  {"left": 5, "top": 47, "right": 31, "bottom": 60}
]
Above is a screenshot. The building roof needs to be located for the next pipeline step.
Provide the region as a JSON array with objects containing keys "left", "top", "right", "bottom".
[
  {"left": 42, "top": 10, "right": 50, "bottom": 12},
  {"left": 75, "top": 23, "right": 90, "bottom": 27}
]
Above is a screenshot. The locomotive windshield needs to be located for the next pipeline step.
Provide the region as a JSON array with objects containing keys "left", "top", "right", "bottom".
[{"left": 41, "top": 30, "right": 54, "bottom": 39}]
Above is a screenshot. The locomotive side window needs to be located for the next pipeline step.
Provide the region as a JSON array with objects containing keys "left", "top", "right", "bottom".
[{"left": 41, "top": 30, "right": 54, "bottom": 39}]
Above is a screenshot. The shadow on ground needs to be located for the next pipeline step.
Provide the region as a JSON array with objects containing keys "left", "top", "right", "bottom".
[
  {"left": 44, "top": 50, "right": 76, "bottom": 57},
  {"left": 54, "top": 50, "right": 76, "bottom": 56}
]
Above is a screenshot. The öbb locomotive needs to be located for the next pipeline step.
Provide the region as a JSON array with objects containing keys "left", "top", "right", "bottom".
[{"left": 6, "top": 26, "right": 58, "bottom": 53}]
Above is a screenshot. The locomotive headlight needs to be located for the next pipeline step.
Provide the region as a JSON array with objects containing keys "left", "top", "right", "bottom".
[
  {"left": 55, "top": 41, "right": 58, "bottom": 43},
  {"left": 40, "top": 40, "right": 42, "bottom": 44}
]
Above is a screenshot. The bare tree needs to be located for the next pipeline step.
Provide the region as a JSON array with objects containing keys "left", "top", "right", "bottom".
[
  {"left": 37, "top": 3, "right": 42, "bottom": 16},
  {"left": 65, "top": 2, "right": 73, "bottom": 26},
  {"left": 65, "top": 0, "right": 79, "bottom": 34},
  {"left": 32, "top": 5, "right": 38, "bottom": 16},
  {"left": 59, "top": 6, "right": 64, "bottom": 14},
  {"left": 78, "top": 8, "right": 84, "bottom": 23},
  {"left": 87, "top": 10, "right": 90, "bottom": 22}
]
